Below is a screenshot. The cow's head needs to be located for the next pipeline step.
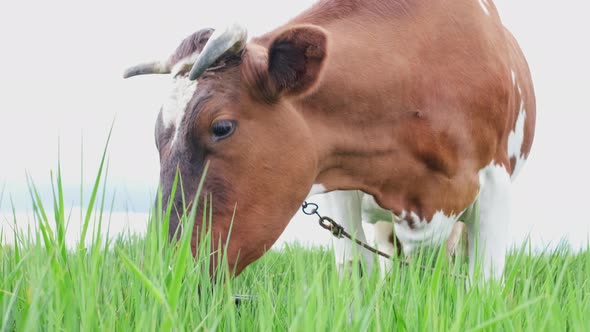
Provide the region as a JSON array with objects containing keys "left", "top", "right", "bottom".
[{"left": 124, "top": 25, "right": 329, "bottom": 276}]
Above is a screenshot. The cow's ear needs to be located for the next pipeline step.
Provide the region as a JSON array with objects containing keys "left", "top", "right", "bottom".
[
  {"left": 267, "top": 25, "right": 329, "bottom": 98},
  {"left": 241, "top": 25, "right": 328, "bottom": 103}
]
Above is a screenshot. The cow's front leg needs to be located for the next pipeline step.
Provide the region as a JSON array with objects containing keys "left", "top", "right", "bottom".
[
  {"left": 466, "top": 163, "right": 512, "bottom": 283},
  {"left": 446, "top": 221, "right": 468, "bottom": 259},
  {"left": 361, "top": 194, "right": 399, "bottom": 278},
  {"left": 323, "top": 190, "right": 374, "bottom": 279},
  {"left": 373, "top": 221, "right": 399, "bottom": 278}
]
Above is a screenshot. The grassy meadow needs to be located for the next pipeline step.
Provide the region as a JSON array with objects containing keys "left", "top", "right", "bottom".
[
  {"left": 1, "top": 140, "right": 589, "bottom": 331},
  {"left": 1, "top": 218, "right": 589, "bottom": 331}
]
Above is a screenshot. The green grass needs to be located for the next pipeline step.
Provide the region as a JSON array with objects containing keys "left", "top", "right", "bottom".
[
  {"left": 1, "top": 222, "right": 589, "bottom": 332},
  {"left": 1, "top": 137, "right": 589, "bottom": 331},
  {"left": 2, "top": 214, "right": 590, "bottom": 331}
]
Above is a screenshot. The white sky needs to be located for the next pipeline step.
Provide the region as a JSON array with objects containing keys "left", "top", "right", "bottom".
[{"left": 1, "top": 0, "right": 589, "bottom": 250}]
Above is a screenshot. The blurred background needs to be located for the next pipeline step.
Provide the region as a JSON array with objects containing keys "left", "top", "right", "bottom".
[{"left": 1, "top": 0, "right": 589, "bottom": 250}]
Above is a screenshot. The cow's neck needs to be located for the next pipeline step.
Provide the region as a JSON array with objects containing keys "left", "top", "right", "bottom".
[
  {"left": 299, "top": 87, "right": 415, "bottom": 213},
  {"left": 291, "top": 16, "right": 415, "bottom": 213}
]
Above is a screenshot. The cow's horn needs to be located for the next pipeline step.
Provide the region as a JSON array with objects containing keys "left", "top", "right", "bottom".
[
  {"left": 123, "top": 61, "right": 171, "bottom": 79},
  {"left": 188, "top": 23, "right": 247, "bottom": 81}
]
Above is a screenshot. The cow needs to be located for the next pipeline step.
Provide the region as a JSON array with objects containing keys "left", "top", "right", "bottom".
[{"left": 124, "top": 0, "right": 535, "bottom": 282}]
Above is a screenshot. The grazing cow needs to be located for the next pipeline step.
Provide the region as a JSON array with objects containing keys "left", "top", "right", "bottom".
[{"left": 124, "top": 0, "right": 535, "bottom": 281}]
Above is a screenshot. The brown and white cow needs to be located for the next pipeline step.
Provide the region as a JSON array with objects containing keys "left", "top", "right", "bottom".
[{"left": 124, "top": 0, "right": 535, "bottom": 281}]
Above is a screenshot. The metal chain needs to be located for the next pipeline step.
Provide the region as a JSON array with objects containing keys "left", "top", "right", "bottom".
[
  {"left": 301, "top": 201, "right": 392, "bottom": 259},
  {"left": 301, "top": 200, "right": 467, "bottom": 279}
]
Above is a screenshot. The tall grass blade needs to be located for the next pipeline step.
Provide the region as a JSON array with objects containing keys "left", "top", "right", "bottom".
[
  {"left": 79, "top": 124, "right": 113, "bottom": 250},
  {"left": 117, "top": 249, "right": 174, "bottom": 324}
]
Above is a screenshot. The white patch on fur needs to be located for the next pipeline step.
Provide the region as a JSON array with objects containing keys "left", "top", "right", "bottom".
[
  {"left": 306, "top": 184, "right": 327, "bottom": 198},
  {"left": 162, "top": 76, "right": 198, "bottom": 146},
  {"left": 511, "top": 69, "right": 516, "bottom": 87},
  {"left": 466, "top": 162, "right": 512, "bottom": 281},
  {"left": 478, "top": 0, "right": 491, "bottom": 16},
  {"left": 507, "top": 94, "right": 527, "bottom": 180},
  {"left": 394, "top": 210, "right": 459, "bottom": 255}
]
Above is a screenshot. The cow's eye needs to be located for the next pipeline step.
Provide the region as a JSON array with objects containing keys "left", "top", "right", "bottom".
[{"left": 211, "top": 120, "right": 236, "bottom": 141}]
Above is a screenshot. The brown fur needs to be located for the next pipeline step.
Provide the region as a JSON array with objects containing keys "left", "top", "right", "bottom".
[{"left": 154, "top": 0, "right": 536, "bottom": 277}]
